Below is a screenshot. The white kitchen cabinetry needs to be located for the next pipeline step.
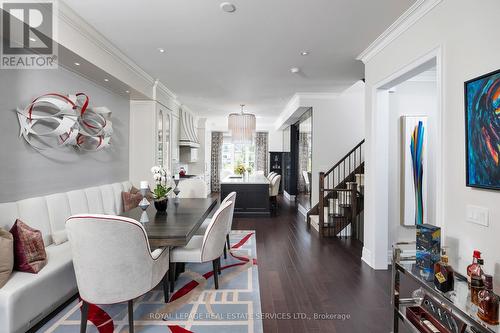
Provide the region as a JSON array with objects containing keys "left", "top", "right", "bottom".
[
  {"left": 171, "top": 114, "right": 180, "bottom": 164},
  {"left": 130, "top": 100, "right": 177, "bottom": 185}
]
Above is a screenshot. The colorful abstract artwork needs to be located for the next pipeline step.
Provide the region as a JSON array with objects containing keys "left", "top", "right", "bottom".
[
  {"left": 465, "top": 69, "right": 500, "bottom": 190},
  {"left": 16, "top": 93, "right": 113, "bottom": 151},
  {"left": 411, "top": 121, "right": 425, "bottom": 225},
  {"left": 403, "top": 116, "right": 428, "bottom": 226}
]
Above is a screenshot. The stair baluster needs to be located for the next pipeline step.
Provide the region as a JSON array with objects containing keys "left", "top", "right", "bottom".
[{"left": 307, "top": 139, "right": 365, "bottom": 239}]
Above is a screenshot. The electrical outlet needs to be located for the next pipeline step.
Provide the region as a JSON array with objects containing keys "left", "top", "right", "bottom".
[{"left": 466, "top": 205, "right": 489, "bottom": 227}]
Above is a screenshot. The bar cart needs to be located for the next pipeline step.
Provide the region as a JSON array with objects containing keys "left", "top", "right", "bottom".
[{"left": 392, "top": 242, "right": 499, "bottom": 333}]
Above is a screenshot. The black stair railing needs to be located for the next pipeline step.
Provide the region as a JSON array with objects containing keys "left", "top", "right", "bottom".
[{"left": 318, "top": 139, "right": 365, "bottom": 237}]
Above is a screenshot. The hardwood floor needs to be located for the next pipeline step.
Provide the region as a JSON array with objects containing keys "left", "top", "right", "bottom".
[{"left": 233, "top": 196, "right": 394, "bottom": 333}]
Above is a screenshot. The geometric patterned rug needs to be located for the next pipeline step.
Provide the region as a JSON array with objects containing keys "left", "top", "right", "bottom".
[{"left": 36, "top": 231, "right": 263, "bottom": 333}]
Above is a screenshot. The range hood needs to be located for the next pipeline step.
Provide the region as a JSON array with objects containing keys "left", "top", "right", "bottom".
[{"left": 179, "top": 108, "right": 200, "bottom": 148}]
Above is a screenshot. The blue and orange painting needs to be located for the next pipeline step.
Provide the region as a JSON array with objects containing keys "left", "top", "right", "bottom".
[
  {"left": 411, "top": 121, "right": 425, "bottom": 225},
  {"left": 466, "top": 69, "right": 500, "bottom": 189}
]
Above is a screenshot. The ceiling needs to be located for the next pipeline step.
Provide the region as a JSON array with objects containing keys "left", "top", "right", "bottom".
[{"left": 63, "top": 0, "right": 416, "bottom": 124}]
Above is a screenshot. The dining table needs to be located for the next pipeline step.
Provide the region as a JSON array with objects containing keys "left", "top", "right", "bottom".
[{"left": 121, "top": 197, "right": 218, "bottom": 248}]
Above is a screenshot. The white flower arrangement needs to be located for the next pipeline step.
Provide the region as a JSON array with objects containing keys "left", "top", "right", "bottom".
[{"left": 150, "top": 166, "right": 172, "bottom": 200}]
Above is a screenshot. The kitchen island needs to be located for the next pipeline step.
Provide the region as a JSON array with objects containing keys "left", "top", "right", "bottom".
[{"left": 220, "top": 174, "right": 270, "bottom": 217}]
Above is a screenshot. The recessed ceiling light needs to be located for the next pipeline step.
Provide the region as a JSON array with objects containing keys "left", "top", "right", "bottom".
[
  {"left": 290, "top": 67, "right": 300, "bottom": 74},
  {"left": 125, "top": 90, "right": 130, "bottom": 94},
  {"left": 74, "top": 62, "right": 80, "bottom": 66},
  {"left": 220, "top": 2, "right": 236, "bottom": 13},
  {"left": 104, "top": 78, "right": 109, "bottom": 82},
  {"left": 29, "top": 37, "right": 36, "bottom": 42},
  {"left": 301, "top": 51, "right": 309, "bottom": 56},
  {"left": 158, "top": 48, "right": 165, "bottom": 53}
]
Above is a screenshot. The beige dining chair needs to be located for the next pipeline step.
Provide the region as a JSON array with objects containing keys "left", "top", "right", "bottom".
[
  {"left": 66, "top": 214, "right": 170, "bottom": 333},
  {"left": 169, "top": 200, "right": 233, "bottom": 291},
  {"left": 196, "top": 192, "right": 236, "bottom": 259},
  {"left": 269, "top": 175, "right": 281, "bottom": 215}
]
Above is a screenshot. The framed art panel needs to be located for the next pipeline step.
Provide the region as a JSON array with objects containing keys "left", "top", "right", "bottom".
[
  {"left": 402, "top": 116, "right": 428, "bottom": 226},
  {"left": 465, "top": 69, "right": 500, "bottom": 190}
]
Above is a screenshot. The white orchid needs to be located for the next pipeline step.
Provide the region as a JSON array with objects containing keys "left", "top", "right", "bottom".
[{"left": 150, "top": 165, "right": 172, "bottom": 200}]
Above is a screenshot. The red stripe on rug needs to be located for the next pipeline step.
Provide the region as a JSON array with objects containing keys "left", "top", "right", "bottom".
[
  {"left": 169, "top": 325, "right": 194, "bottom": 333},
  {"left": 231, "top": 232, "right": 254, "bottom": 249},
  {"left": 169, "top": 280, "right": 200, "bottom": 302},
  {"left": 79, "top": 300, "right": 114, "bottom": 333},
  {"left": 169, "top": 232, "right": 256, "bottom": 303}
]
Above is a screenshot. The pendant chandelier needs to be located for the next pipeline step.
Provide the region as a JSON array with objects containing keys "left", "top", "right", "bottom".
[{"left": 228, "top": 104, "right": 256, "bottom": 144}]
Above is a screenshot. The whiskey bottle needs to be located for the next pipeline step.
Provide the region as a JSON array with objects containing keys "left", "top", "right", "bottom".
[
  {"left": 471, "top": 258, "right": 485, "bottom": 306},
  {"left": 477, "top": 274, "right": 499, "bottom": 325},
  {"left": 467, "top": 250, "right": 482, "bottom": 289},
  {"left": 433, "top": 249, "right": 454, "bottom": 293}
]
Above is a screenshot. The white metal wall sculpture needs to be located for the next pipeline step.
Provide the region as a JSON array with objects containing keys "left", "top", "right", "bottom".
[{"left": 16, "top": 93, "right": 113, "bottom": 151}]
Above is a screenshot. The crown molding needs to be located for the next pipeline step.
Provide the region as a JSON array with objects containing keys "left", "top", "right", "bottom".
[
  {"left": 58, "top": 1, "right": 181, "bottom": 108},
  {"left": 295, "top": 92, "right": 340, "bottom": 100},
  {"left": 58, "top": 2, "right": 155, "bottom": 85},
  {"left": 156, "top": 81, "right": 177, "bottom": 101},
  {"left": 356, "top": 0, "right": 443, "bottom": 64}
]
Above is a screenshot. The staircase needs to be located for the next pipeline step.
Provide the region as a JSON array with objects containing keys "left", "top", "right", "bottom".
[{"left": 307, "top": 140, "right": 365, "bottom": 239}]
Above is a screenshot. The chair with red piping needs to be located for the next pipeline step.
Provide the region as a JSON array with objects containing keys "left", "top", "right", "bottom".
[{"left": 66, "top": 214, "right": 170, "bottom": 333}]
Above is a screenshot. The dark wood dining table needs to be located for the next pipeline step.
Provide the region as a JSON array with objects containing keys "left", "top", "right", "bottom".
[{"left": 121, "top": 197, "right": 218, "bottom": 247}]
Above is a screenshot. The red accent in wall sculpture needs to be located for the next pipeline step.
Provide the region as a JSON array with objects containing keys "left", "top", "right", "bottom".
[{"left": 16, "top": 93, "right": 113, "bottom": 151}]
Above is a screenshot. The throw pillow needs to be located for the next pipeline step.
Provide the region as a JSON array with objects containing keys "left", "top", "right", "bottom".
[
  {"left": 52, "top": 230, "right": 68, "bottom": 245},
  {"left": 0, "top": 228, "right": 14, "bottom": 288},
  {"left": 123, "top": 186, "right": 154, "bottom": 212},
  {"left": 131, "top": 186, "right": 154, "bottom": 201},
  {"left": 122, "top": 190, "right": 142, "bottom": 212},
  {"left": 10, "top": 219, "right": 48, "bottom": 274}
]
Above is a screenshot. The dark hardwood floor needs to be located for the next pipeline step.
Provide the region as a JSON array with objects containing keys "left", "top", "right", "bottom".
[{"left": 233, "top": 196, "right": 395, "bottom": 333}]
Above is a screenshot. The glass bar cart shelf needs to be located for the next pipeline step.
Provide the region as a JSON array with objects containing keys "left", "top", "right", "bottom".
[{"left": 392, "top": 242, "right": 499, "bottom": 333}]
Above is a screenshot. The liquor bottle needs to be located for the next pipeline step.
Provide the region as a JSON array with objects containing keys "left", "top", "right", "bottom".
[
  {"left": 477, "top": 275, "right": 499, "bottom": 325},
  {"left": 471, "top": 276, "right": 484, "bottom": 306},
  {"left": 467, "top": 250, "right": 482, "bottom": 289},
  {"left": 434, "top": 249, "right": 454, "bottom": 293}
]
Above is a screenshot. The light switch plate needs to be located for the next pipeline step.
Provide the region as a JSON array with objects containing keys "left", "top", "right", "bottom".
[{"left": 466, "top": 205, "right": 489, "bottom": 227}]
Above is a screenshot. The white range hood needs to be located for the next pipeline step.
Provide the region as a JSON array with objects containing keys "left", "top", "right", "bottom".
[{"left": 179, "top": 108, "right": 200, "bottom": 148}]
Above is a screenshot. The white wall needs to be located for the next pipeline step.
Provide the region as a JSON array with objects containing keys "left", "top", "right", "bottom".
[
  {"left": 0, "top": 67, "right": 130, "bottom": 202},
  {"left": 388, "top": 80, "right": 438, "bottom": 249},
  {"left": 310, "top": 81, "right": 365, "bottom": 205},
  {"left": 268, "top": 130, "right": 283, "bottom": 152},
  {"left": 363, "top": 0, "right": 500, "bottom": 280}
]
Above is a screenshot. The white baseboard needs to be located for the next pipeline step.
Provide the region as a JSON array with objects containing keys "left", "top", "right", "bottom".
[
  {"left": 283, "top": 191, "right": 295, "bottom": 202},
  {"left": 297, "top": 203, "right": 308, "bottom": 218},
  {"left": 361, "top": 247, "right": 373, "bottom": 268}
]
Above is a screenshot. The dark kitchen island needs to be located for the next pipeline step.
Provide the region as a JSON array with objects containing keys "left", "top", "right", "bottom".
[{"left": 220, "top": 174, "right": 270, "bottom": 217}]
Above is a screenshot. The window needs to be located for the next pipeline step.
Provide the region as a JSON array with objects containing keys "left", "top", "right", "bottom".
[{"left": 221, "top": 135, "right": 255, "bottom": 174}]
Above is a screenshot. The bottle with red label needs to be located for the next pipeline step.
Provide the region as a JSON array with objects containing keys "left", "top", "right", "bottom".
[{"left": 467, "top": 250, "right": 482, "bottom": 289}]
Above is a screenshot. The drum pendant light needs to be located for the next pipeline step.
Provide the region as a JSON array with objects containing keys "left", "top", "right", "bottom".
[{"left": 228, "top": 104, "right": 256, "bottom": 144}]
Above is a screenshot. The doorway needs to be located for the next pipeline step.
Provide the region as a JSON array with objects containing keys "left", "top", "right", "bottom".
[
  {"left": 364, "top": 48, "right": 443, "bottom": 269},
  {"left": 296, "top": 110, "right": 313, "bottom": 212}
]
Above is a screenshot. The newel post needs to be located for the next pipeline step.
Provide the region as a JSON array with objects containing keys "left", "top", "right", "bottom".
[{"left": 319, "top": 172, "right": 325, "bottom": 238}]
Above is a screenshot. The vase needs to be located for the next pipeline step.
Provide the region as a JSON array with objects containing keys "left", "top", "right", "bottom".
[{"left": 154, "top": 198, "right": 168, "bottom": 212}]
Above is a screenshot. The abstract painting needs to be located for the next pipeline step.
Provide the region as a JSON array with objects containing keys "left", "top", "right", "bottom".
[
  {"left": 16, "top": 93, "right": 113, "bottom": 151},
  {"left": 465, "top": 69, "right": 500, "bottom": 190},
  {"left": 403, "top": 116, "right": 428, "bottom": 226}
]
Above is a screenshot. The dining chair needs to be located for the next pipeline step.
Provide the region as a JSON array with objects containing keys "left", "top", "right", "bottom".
[
  {"left": 170, "top": 200, "right": 233, "bottom": 291},
  {"left": 196, "top": 192, "right": 236, "bottom": 259},
  {"left": 269, "top": 175, "right": 281, "bottom": 216},
  {"left": 66, "top": 214, "right": 170, "bottom": 333},
  {"left": 267, "top": 172, "right": 276, "bottom": 180},
  {"left": 302, "top": 170, "right": 311, "bottom": 193}
]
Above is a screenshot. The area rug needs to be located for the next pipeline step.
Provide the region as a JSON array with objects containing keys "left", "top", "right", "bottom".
[{"left": 36, "top": 230, "right": 262, "bottom": 333}]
